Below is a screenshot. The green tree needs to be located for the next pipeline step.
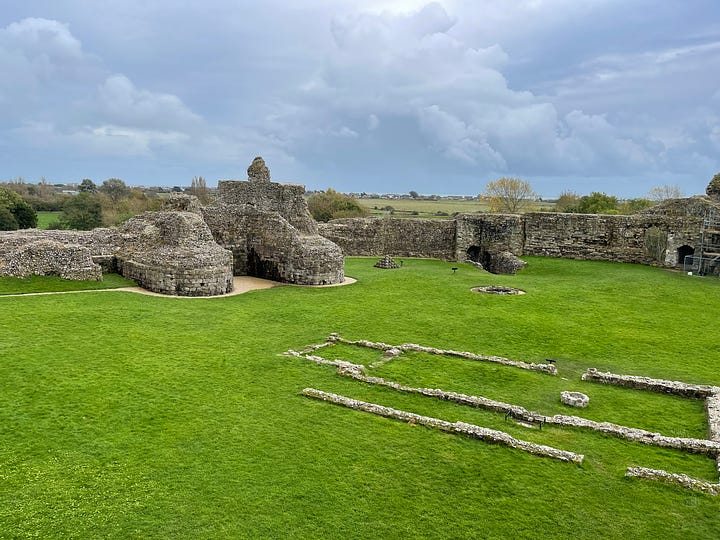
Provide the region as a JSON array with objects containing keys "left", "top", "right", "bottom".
[
  {"left": 99, "top": 178, "right": 131, "bottom": 202},
  {"left": 0, "top": 186, "right": 37, "bottom": 229},
  {"left": 577, "top": 192, "right": 619, "bottom": 214},
  {"left": 619, "top": 198, "right": 653, "bottom": 214},
  {"left": 481, "top": 177, "right": 536, "bottom": 213},
  {"left": 61, "top": 193, "right": 103, "bottom": 230},
  {"left": 0, "top": 206, "right": 18, "bottom": 230},
  {"left": 555, "top": 191, "right": 580, "bottom": 212},
  {"left": 409, "top": 190, "right": 419, "bottom": 199},
  {"left": 79, "top": 179, "right": 97, "bottom": 193},
  {"left": 307, "top": 189, "right": 368, "bottom": 222}
]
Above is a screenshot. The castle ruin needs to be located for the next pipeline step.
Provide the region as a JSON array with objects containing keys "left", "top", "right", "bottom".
[
  {"left": 0, "top": 157, "right": 344, "bottom": 296},
  {"left": 1, "top": 166, "right": 719, "bottom": 295}
]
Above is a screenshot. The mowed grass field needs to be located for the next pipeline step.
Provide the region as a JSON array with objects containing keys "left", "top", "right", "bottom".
[
  {"left": 1, "top": 257, "right": 720, "bottom": 538},
  {"left": 357, "top": 198, "right": 555, "bottom": 218},
  {"left": 35, "top": 211, "right": 62, "bottom": 229}
]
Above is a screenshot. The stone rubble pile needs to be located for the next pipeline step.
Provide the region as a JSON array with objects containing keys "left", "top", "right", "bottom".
[
  {"left": 373, "top": 255, "right": 399, "bottom": 269},
  {"left": 560, "top": 391, "right": 590, "bottom": 408},
  {"left": 302, "top": 388, "right": 584, "bottom": 463}
]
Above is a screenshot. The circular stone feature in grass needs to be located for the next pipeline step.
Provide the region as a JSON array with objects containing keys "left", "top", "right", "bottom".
[
  {"left": 471, "top": 285, "right": 525, "bottom": 295},
  {"left": 561, "top": 391, "right": 590, "bottom": 408}
]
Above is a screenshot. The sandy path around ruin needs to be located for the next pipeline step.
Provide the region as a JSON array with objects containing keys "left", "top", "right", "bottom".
[{"left": 0, "top": 275, "right": 357, "bottom": 299}]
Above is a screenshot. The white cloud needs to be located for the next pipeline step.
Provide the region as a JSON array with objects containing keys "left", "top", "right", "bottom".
[
  {"left": 367, "top": 114, "right": 380, "bottom": 130},
  {"left": 96, "top": 74, "right": 201, "bottom": 130}
]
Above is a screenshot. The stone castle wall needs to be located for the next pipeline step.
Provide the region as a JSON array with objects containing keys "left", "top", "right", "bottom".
[
  {"left": 205, "top": 178, "right": 344, "bottom": 285},
  {"left": 319, "top": 196, "right": 717, "bottom": 269},
  {"left": 317, "top": 218, "right": 457, "bottom": 260}
]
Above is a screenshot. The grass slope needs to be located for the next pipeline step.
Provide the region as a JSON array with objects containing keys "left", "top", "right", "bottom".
[
  {"left": 1, "top": 257, "right": 719, "bottom": 538},
  {"left": 0, "top": 274, "right": 135, "bottom": 295}
]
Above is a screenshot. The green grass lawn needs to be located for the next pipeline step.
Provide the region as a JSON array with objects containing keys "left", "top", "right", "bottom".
[
  {"left": 35, "top": 211, "right": 62, "bottom": 229},
  {"left": 0, "top": 273, "right": 135, "bottom": 295},
  {"left": 1, "top": 257, "right": 719, "bottom": 538}
]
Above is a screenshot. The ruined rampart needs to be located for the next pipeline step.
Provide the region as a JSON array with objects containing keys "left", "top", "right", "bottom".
[
  {"left": 317, "top": 218, "right": 456, "bottom": 260},
  {"left": 319, "top": 195, "right": 717, "bottom": 271}
]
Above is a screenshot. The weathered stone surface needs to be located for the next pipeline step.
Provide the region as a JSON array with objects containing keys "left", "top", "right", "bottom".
[
  {"left": 485, "top": 250, "right": 527, "bottom": 274},
  {"left": 0, "top": 237, "right": 101, "bottom": 280},
  {"left": 247, "top": 156, "right": 270, "bottom": 182},
  {"left": 163, "top": 193, "right": 203, "bottom": 215},
  {"left": 706, "top": 389, "right": 720, "bottom": 442},
  {"left": 707, "top": 174, "right": 720, "bottom": 201},
  {"left": 319, "top": 196, "right": 720, "bottom": 271},
  {"left": 561, "top": 391, "right": 590, "bottom": 408},
  {"left": 203, "top": 173, "right": 344, "bottom": 285},
  {"left": 318, "top": 217, "right": 456, "bottom": 260},
  {"left": 455, "top": 214, "right": 525, "bottom": 264},
  {"left": 328, "top": 333, "right": 557, "bottom": 374},
  {"left": 582, "top": 368, "right": 716, "bottom": 398},
  {"left": 302, "top": 388, "right": 584, "bottom": 463},
  {"left": 113, "top": 211, "right": 234, "bottom": 296},
  {"left": 374, "top": 255, "right": 399, "bottom": 269},
  {"left": 626, "top": 467, "right": 720, "bottom": 496},
  {"left": 471, "top": 285, "right": 525, "bottom": 295}
]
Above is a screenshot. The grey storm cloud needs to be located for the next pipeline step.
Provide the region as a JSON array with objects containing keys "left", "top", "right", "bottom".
[{"left": 0, "top": 0, "right": 718, "bottom": 196}]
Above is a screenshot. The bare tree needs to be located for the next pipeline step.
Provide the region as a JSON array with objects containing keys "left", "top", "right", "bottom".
[
  {"left": 481, "top": 177, "right": 536, "bottom": 213},
  {"left": 189, "top": 175, "right": 210, "bottom": 204},
  {"left": 647, "top": 184, "right": 684, "bottom": 202}
]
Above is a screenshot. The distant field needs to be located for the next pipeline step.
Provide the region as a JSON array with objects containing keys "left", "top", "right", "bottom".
[
  {"left": 357, "top": 198, "right": 555, "bottom": 218},
  {"left": 36, "top": 211, "right": 61, "bottom": 229}
]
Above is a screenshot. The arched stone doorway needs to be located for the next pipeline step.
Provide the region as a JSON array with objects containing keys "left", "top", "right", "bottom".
[
  {"left": 466, "top": 245, "right": 491, "bottom": 268},
  {"left": 677, "top": 245, "right": 694, "bottom": 266}
]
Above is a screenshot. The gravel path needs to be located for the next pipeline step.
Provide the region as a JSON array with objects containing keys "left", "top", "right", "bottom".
[{"left": 0, "top": 275, "right": 356, "bottom": 299}]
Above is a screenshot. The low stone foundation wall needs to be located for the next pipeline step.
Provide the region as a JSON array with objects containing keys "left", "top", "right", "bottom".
[
  {"left": 328, "top": 333, "right": 557, "bottom": 375},
  {"left": 581, "top": 368, "right": 717, "bottom": 399},
  {"left": 626, "top": 466, "right": 720, "bottom": 496},
  {"left": 302, "top": 388, "right": 583, "bottom": 463}
]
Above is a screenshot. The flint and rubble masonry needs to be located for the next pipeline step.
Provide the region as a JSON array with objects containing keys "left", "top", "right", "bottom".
[{"left": 302, "top": 388, "right": 583, "bottom": 464}]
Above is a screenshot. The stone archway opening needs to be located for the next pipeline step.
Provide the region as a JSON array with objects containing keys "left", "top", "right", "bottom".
[
  {"left": 466, "top": 245, "right": 491, "bottom": 268},
  {"left": 677, "top": 245, "right": 694, "bottom": 266}
]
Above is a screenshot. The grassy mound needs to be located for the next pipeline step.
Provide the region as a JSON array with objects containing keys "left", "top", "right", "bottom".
[{"left": 1, "top": 257, "right": 719, "bottom": 537}]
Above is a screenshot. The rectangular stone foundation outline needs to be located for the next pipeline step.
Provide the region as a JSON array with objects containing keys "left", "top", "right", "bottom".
[
  {"left": 302, "top": 388, "right": 584, "bottom": 464},
  {"left": 284, "top": 334, "right": 720, "bottom": 495}
]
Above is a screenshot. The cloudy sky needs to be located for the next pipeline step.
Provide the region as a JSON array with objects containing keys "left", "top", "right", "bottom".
[{"left": 1, "top": 1, "right": 719, "bottom": 197}]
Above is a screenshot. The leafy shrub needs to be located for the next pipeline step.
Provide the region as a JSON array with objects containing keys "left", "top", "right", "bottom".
[
  {"left": 578, "top": 192, "right": 619, "bottom": 214},
  {"left": 308, "top": 189, "right": 368, "bottom": 222},
  {"left": 0, "top": 186, "right": 37, "bottom": 229}
]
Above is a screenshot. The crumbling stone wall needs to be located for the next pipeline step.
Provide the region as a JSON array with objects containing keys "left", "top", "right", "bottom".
[
  {"left": 203, "top": 179, "right": 344, "bottom": 285},
  {"left": 318, "top": 196, "right": 718, "bottom": 271},
  {"left": 318, "top": 217, "right": 456, "bottom": 260},
  {"left": 0, "top": 212, "right": 234, "bottom": 296},
  {"left": 0, "top": 234, "right": 102, "bottom": 280},
  {"left": 114, "top": 211, "right": 233, "bottom": 296}
]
